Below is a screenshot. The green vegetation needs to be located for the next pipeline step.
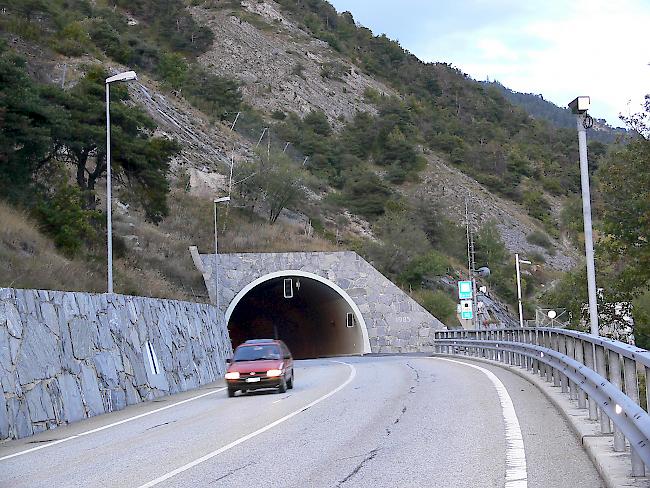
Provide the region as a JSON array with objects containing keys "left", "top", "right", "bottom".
[
  {"left": 526, "top": 230, "right": 553, "bottom": 250},
  {"left": 1, "top": 0, "right": 242, "bottom": 120},
  {"left": 274, "top": 0, "right": 580, "bottom": 213},
  {"left": 474, "top": 223, "right": 519, "bottom": 305},
  {"left": 412, "top": 289, "right": 457, "bottom": 327},
  {"left": 0, "top": 44, "right": 178, "bottom": 254}
]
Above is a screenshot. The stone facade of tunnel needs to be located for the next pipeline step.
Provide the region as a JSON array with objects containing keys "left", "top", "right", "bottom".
[
  {"left": 0, "top": 288, "right": 231, "bottom": 441},
  {"left": 193, "top": 250, "right": 446, "bottom": 354}
]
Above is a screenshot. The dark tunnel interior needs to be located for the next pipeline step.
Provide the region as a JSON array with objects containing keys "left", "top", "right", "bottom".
[{"left": 227, "top": 276, "right": 365, "bottom": 359}]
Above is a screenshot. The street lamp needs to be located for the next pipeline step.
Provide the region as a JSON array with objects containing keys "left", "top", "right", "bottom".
[
  {"left": 213, "top": 196, "right": 231, "bottom": 310},
  {"left": 568, "top": 96, "right": 599, "bottom": 337},
  {"left": 515, "top": 254, "right": 531, "bottom": 328},
  {"left": 105, "top": 70, "right": 137, "bottom": 294}
]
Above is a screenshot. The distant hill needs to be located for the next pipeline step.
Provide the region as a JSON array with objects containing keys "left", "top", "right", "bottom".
[{"left": 482, "top": 80, "right": 627, "bottom": 144}]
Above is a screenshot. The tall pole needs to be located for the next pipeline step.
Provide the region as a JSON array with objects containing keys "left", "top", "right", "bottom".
[
  {"left": 106, "top": 82, "right": 114, "bottom": 295},
  {"left": 515, "top": 253, "right": 524, "bottom": 328},
  {"left": 577, "top": 114, "right": 599, "bottom": 336},
  {"left": 214, "top": 201, "right": 219, "bottom": 311}
]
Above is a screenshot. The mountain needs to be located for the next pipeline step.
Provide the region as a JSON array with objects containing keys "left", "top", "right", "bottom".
[
  {"left": 481, "top": 80, "right": 628, "bottom": 143},
  {"left": 1, "top": 0, "right": 607, "bottom": 326}
]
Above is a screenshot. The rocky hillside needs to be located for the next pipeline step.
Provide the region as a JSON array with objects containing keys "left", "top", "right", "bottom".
[
  {"left": 193, "top": 2, "right": 392, "bottom": 122},
  {"left": 0, "top": 0, "right": 592, "bottom": 326}
]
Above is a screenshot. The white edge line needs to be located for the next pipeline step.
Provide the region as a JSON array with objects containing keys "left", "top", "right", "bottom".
[
  {"left": 0, "top": 387, "right": 226, "bottom": 462},
  {"left": 432, "top": 357, "right": 528, "bottom": 488},
  {"left": 136, "top": 360, "right": 357, "bottom": 488}
]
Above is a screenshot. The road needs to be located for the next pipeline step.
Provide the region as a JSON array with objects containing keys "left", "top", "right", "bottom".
[{"left": 0, "top": 356, "right": 603, "bottom": 487}]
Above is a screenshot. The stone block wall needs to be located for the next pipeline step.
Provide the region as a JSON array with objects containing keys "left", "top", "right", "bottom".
[{"left": 0, "top": 288, "right": 231, "bottom": 441}]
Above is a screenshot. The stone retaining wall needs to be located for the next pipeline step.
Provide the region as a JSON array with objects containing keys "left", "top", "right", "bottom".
[{"left": 0, "top": 288, "right": 231, "bottom": 441}]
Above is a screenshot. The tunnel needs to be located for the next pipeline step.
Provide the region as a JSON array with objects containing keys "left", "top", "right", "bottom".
[{"left": 225, "top": 272, "right": 370, "bottom": 359}]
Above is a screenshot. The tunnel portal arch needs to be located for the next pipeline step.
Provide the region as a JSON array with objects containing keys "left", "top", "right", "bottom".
[{"left": 225, "top": 270, "right": 371, "bottom": 358}]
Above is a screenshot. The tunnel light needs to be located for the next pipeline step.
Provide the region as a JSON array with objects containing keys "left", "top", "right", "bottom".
[
  {"left": 284, "top": 278, "right": 294, "bottom": 298},
  {"left": 266, "top": 369, "right": 282, "bottom": 377},
  {"left": 540, "top": 352, "right": 544, "bottom": 358},
  {"left": 225, "top": 372, "right": 240, "bottom": 380},
  {"left": 615, "top": 404, "right": 623, "bottom": 415}
]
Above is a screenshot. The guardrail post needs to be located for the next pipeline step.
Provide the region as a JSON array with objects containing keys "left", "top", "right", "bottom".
[
  {"left": 490, "top": 330, "right": 496, "bottom": 360},
  {"left": 574, "top": 339, "right": 587, "bottom": 409},
  {"left": 514, "top": 329, "right": 521, "bottom": 367},
  {"left": 584, "top": 344, "right": 599, "bottom": 420},
  {"left": 566, "top": 337, "right": 577, "bottom": 399},
  {"left": 624, "top": 356, "right": 646, "bottom": 476},
  {"left": 531, "top": 329, "right": 539, "bottom": 374},
  {"left": 608, "top": 350, "right": 626, "bottom": 452},
  {"left": 595, "top": 345, "right": 612, "bottom": 434},
  {"left": 544, "top": 332, "right": 553, "bottom": 383},
  {"left": 526, "top": 329, "right": 533, "bottom": 371},
  {"left": 551, "top": 332, "right": 561, "bottom": 387},
  {"left": 558, "top": 334, "right": 569, "bottom": 394}
]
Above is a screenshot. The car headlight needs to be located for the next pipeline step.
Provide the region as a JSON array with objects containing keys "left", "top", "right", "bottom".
[
  {"left": 266, "top": 369, "right": 282, "bottom": 377},
  {"left": 225, "top": 371, "right": 240, "bottom": 380}
]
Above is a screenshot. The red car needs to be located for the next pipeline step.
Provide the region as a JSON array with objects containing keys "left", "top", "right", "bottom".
[{"left": 225, "top": 339, "right": 294, "bottom": 397}]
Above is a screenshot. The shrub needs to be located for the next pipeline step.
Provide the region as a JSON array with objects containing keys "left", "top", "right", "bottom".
[
  {"left": 399, "top": 251, "right": 450, "bottom": 288},
  {"left": 34, "top": 184, "right": 98, "bottom": 255},
  {"left": 412, "top": 289, "right": 457, "bottom": 326},
  {"left": 526, "top": 230, "right": 553, "bottom": 249},
  {"left": 523, "top": 189, "right": 552, "bottom": 222}
]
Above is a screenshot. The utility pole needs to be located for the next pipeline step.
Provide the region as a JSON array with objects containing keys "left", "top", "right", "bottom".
[
  {"left": 465, "top": 198, "right": 479, "bottom": 329},
  {"left": 569, "top": 96, "right": 599, "bottom": 337}
]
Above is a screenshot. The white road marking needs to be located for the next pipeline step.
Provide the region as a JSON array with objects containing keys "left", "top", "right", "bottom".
[
  {"left": 136, "top": 360, "right": 357, "bottom": 488},
  {"left": 0, "top": 387, "right": 226, "bottom": 462},
  {"left": 433, "top": 357, "right": 528, "bottom": 488}
]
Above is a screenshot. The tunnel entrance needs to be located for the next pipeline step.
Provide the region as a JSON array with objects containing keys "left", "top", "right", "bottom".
[{"left": 225, "top": 271, "right": 370, "bottom": 359}]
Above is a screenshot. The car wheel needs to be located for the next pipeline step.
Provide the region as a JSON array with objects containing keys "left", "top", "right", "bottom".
[
  {"left": 278, "top": 377, "right": 287, "bottom": 393},
  {"left": 227, "top": 388, "right": 236, "bottom": 398},
  {"left": 287, "top": 370, "right": 294, "bottom": 389}
]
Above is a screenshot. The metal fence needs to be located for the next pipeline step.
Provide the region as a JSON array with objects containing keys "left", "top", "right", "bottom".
[{"left": 434, "top": 328, "right": 650, "bottom": 477}]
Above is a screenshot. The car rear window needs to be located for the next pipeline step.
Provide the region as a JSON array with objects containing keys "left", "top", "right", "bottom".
[{"left": 233, "top": 344, "right": 281, "bottom": 361}]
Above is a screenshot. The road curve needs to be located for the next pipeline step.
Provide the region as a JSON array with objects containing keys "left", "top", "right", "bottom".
[{"left": 0, "top": 356, "right": 603, "bottom": 487}]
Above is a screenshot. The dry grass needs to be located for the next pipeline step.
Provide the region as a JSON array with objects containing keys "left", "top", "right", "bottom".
[
  {"left": 109, "top": 190, "right": 335, "bottom": 301},
  {"left": 0, "top": 201, "right": 104, "bottom": 292},
  {"left": 0, "top": 190, "right": 336, "bottom": 300},
  {"left": 223, "top": 220, "right": 336, "bottom": 253}
]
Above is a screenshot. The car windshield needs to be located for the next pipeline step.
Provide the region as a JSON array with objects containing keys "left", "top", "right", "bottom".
[{"left": 233, "top": 345, "right": 281, "bottom": 361}]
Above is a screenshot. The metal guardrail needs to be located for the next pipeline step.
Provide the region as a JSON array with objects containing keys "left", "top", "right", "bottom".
[{"left": 434, "top": 328, "right": 650, "bottom": 477}]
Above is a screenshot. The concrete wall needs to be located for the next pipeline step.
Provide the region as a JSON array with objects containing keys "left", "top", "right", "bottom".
[
  {"left": 0, "top": 288, "right": 231, "bottom": 441},
  {"left": 193, "top": 250, "right": 446, "bottom": 354}
]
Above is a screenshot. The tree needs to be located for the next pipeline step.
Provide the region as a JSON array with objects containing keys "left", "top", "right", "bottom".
[
  {"left": 599, "top": 99, "right": 650, "bottom": 296},
  {"left": 44, "top": 66, "right": 180, "bottom": 223},
  {"left": 365, "top": 209, "right": 431, "bottom": 277},
  {"left": 252, "top": 151, "right": 305, "bottom": 224},
  {"left": 0, "top": 45, "right": 59, "bottom": 201}
]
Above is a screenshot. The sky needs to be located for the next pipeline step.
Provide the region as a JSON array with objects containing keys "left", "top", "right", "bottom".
[{"left": 329, "top": 0, "right": 649, "bottom": 127}]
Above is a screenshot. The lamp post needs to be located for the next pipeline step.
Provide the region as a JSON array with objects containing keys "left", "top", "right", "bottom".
[
  {"left": 105, "top": 70, "right": 137, "bottom": 294},
  {"left": 568, "top": 96, "right": 599, "bottom": 337},
  {"left": 213, "top": 196, "right": 231, "bottom": 310},
  {"left": 515, "top": 254, "right": 531, "bottom": 328}
]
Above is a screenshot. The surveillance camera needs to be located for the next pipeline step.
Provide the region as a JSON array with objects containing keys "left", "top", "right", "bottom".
[{"left": 568, "top": 96, "right": 590, "bottom": 114}]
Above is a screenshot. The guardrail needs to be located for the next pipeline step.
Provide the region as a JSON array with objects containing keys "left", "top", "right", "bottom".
[{"left": 434, "top": 328, "right": 650, "bottom": 477}]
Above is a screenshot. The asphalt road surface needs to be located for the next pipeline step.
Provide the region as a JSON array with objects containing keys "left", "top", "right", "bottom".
[{"left": 0, "top": 356, "right": 603, "bottom": 487}]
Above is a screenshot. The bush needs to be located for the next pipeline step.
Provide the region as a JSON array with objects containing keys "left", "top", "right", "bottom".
[
  {"left": 526, "top": 230, "right": 553, "bottom": 249},
  {"left": 34, "top": 184, "right": 98, "bottom": 255},
  {"left": 339, "top": 170, "right": 391, "bottom": 218},
  {"left": 412, "top": 289, "right": 457, "bottom": 326},
  {"left": 523, "top": 189, "right": 552, "bottom": 222},
  {"left": 399, "top": 251, "right": 450, "bottom": 289}
]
